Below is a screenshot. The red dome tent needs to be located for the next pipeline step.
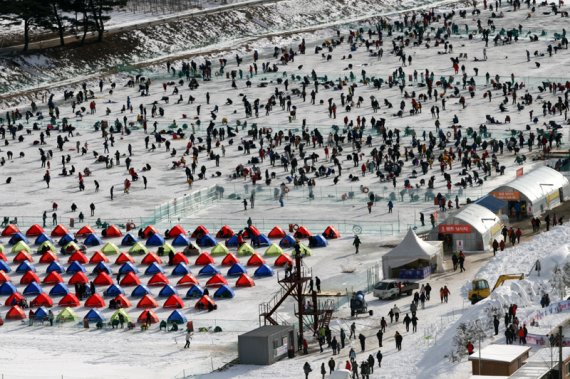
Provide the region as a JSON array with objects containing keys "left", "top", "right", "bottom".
[
  {"left": 6, "top": 305, "right": 26, "bottom": 320},
  {"left": 141, "top": 252, "right": 163, "bottom": 265},
  {"left": 171, "top": 252, "right": 189, "bottom": 265},
  {"left": 68, "top": 272, "right": 89, "bottom": 285},
  {"left": 235, "top": 273, "right": 255, "bottom": 287},
  {"left": 176, "top": 274, "right": 199, "bottom": 287},
  {"left": 142, "top": 225, "right": 159, "bottom": 239},
  {"left": 163, "top": 295, "right": 184, "bottom": 309},
  {"left": 137, "top": 310, "right": 159, "bottom": 324},
  {"left": 51, "top": 224, "right": 69, "bottom": 237},
  {"left": 246, "top": 254, "right": 265, "bottom": 267},
  {"left": 0, "top": 271, "right": 11, "bottom": 284},
  {"left": 20, "top": 271, "right": 40, "bottom": 285},
  {"left": 25, "top": 224, "right": 45, "bottom": 237},
  {"left": 1, "top": 224, "right": 20, "bottom": 237},
  {"left": 113, "top": 294, "right": 132, "bottom": 308},
  {"left": 267, "top": 226, "right": 287, "bottom": 239},
  {"left": 43, "top": 271, "right": 63, "bottom": 285},
  {"left": 195, "top": 295, "right": 216, "bottom": 311},
  {"left": 191, "top": 225, "right": 209, "bottom": 238},
  {"left": 89, "top": 251, "right": 110, "bottom": 264},
  {"left": 31, "top": 293, "right": 53, "bottom": 307},
  {"left": 115, "top": 252, "right": 135, "bottom": 264},
  {"left": 0, "top": 251, "right": 6, "bottom": 261},
  {"left": 39, "top": 251, "right": 58, "bottom": 264},
  {"left": 168, "top": 225, "right": 186, "bottom": 238},
  {"left": 120, "top": 272, "right": 141, "bottom": 286},
  {"left": 68, "top": 251, "right": 88, "bottom": 264},
  {"left": 221, "top": 253, "right": 240, "bottom": 266},
  {"left": 85, "top": 294, "right": 106, "bottom": 308},
  {"left": 75, "top": 225, "right": 96, "bottom": 237},
  {"left": 216, "top": 225, "right": 235, "bottom": 238},
  {"left": 137, "top": 294, "right": 158, "bottom": 309},
  {"left": 274, "top": 254, "right": 293, "bottom": 267},
  {"left": 5, "top": 293, "right": 24, "bottom": 306},
  {"left": 104, "top": 225, "right": 123, "bottom": 238},
  {"left": 59, "top": 293, "right": 80, "bottom": 307},
  {"left": 323, "top": 226, "right": 341, "bottom": 239},
  {"left": 195, "top": 252, "right": 215, "bottom": 266},
  {"left": 148, "top": 273, "right": 169, "bottom": 286},
  {"left": 93, "top": 272, "right": 114, "bottom": 286},
  {"left": 294, "top": 225, "right": 313, "bottom": 238},
  {"left": 205, "top": 274, "right": 228, "bottom": 287},
  {"left": 13, "top": 251, "right": 33, "bottom": 263},
  {"left": 242, "top": 225, "right": 261, "bottom": 238}
]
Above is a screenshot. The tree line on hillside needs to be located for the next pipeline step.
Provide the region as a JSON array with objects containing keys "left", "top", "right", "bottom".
[{"left": 0, "top": 0, "right": 128, "bottom": 51}]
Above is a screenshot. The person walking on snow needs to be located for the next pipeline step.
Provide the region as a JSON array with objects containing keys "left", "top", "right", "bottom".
[
  {"left": 184, "top": 330, "right": 192, "bottom": 349},
  {"left": 353, "top": 235, "right": 361, "bottom": 254}
]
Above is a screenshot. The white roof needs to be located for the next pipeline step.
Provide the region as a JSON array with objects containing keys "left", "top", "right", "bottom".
[
  {"left": 468, "top": 344, "right": 530, "bottom": 363},
  {"left": 452, "top": 204, "right": 500, "bottom": 235},
  {"left": 494, "top": 166, "right": 569, "bottom": 203},
  {"left": 383, "top": 229, "right": 439, "bottom": 260}
]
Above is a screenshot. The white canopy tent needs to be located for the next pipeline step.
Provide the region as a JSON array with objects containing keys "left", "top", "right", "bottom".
[{"left": 382, "top": 229, "right": 444, "bottom": 279}]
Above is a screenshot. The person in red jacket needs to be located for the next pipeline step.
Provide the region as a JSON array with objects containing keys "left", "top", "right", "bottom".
[{"left": 466, "top": 341, "right": 474, "bottom": 355}]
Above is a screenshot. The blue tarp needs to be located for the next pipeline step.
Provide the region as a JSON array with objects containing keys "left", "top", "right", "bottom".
[{"left": 475, "top": 195, "right": 507, "bottom": 213}]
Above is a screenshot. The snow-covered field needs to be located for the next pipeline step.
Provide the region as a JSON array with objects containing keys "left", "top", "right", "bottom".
[{"left": 0, "top": 0, "right": 570, "bottom": 378}]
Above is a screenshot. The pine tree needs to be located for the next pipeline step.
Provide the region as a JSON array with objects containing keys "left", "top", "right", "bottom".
[
  {"left": 87, "top": 0, "right": 127, "bottom": 42},
  {"left": 0, "top": 0, "right": 53, "bottom": 52}
]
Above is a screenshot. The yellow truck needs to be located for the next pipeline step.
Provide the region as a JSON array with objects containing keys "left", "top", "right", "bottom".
[{"left": 468, "top": 274, "right": 525, "bottom": 304}]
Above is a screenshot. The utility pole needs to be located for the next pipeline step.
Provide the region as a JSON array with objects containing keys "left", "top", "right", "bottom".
[
  {"left": 559, "top": 326, "right": 563, "bottom": 379},
  {"left": 295, "top": 252, "right": 304, "bottom": 351}
]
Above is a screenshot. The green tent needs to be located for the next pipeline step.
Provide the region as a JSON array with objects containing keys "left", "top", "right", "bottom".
[
  {"left": 64, "top": 241, "right": 80, "bottom": 252},
  {"left": 237, "top": 243, "right": 255, "bottom": 256},
  {"left": 161, "top": 242, "right": 175, "bottom": 255},
  {"left": 38, "top": 241, "right": 56, "bottom": 253},
  {"left": 101, "top": 242, "right": 120, "bottom": 255},
  {"left": 56, "top": 307, "right": 78, "bottom": 323},
  {"left": 210, "top": 243, "right": 229, "bottom": 256},
  {"left": 11, "top": 240, "right": 31, "bottom": 254},
  {"left": 110, "top": 309, "right": 131, "bottom": 323},
  {"left": 0, "top": 244, "right": 4, "bottom": 253},
  {"left": 129, "top": 242, "right": 148, "bottom": 256},
  {"left": 299, "top": 243, "right": 312, "bottom": 256},
  {"left": 264, "top": 243, "right": 283, "bottom": 257}
]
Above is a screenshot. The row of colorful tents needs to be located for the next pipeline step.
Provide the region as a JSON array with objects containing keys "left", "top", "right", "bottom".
[
  {"left": 4, "top": 305, "right": 208, "bottom": 326},
  {"left": 0, "top": 223, "right": 341, "bottom": 246}
]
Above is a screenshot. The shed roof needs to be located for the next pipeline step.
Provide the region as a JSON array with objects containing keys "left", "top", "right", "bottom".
[
  {"left": 494, "top": 166, "right": 569, "bottom": 203},
  {"left": 468, "top": 345, "right": 530, "bottom": 363},
  {"left": 452, "top": 204, "right": 500, "bottom": 235},
  {"left": 239, "top": 325, "right": 293, "bottom": 338}
]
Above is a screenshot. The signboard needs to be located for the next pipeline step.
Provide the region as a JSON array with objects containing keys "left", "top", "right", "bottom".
[
  {"left": 491, "top": 191, "right": 521, "bottom": 201},
  {"left": 516, "top": 167, "right": 524, "bottom": 177},
  {"left": 274, "top": 343, "right": 288, "bottom": 357},
  {"left": 546, "top": 190, "right": 559, "bottom": 205},
  {"left": 438, "top": 224, "right": 472, "bottom": 234},
  {"left": 456, "top": 240, "right": 464, "bottom": 251}
]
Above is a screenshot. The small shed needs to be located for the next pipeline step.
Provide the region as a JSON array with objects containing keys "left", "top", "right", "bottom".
[
  {"left": 382, "top": 229, "right": 444, "bottom": 279},
  {"left": 469, "top": 344, "right": 530, "bottom": 376},
  {"left": 431, "top": 204, "right": 503, "bottom": 252},
  {"left": 510, "top": 347, "right": 570, "bottom": 379},
  {"left": 491, "top": 166, "right": 569, "bottom": 217},
  {"left": 238, "top": 325, "right": 296, "bottom": 365}
]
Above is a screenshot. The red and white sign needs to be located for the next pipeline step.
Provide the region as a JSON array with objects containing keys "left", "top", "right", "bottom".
[
  {"left": 438, "top": 224, "right": 472, "bottom": 234},
  {"left": 516, "top": 168, "right": 524, "bottom": 177}
]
